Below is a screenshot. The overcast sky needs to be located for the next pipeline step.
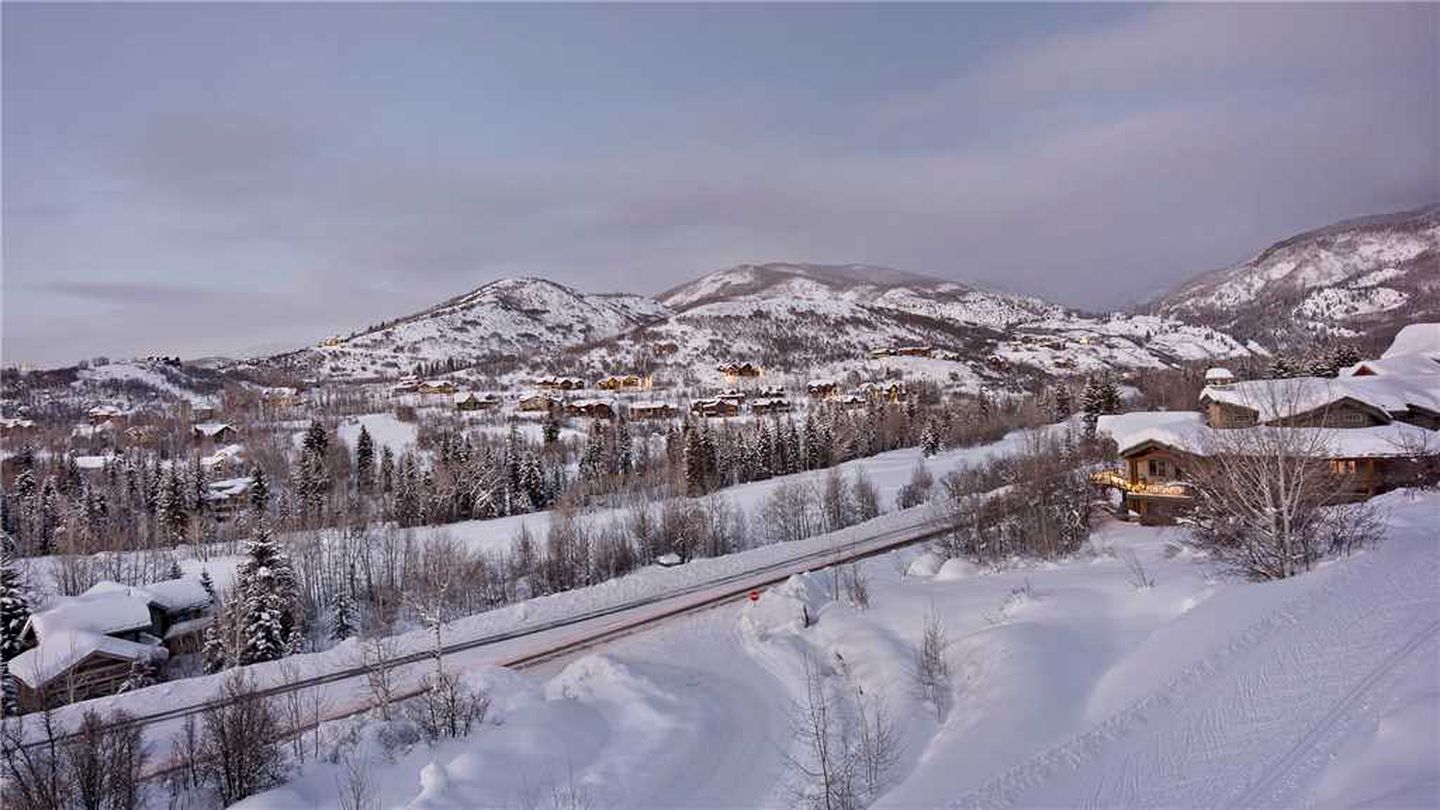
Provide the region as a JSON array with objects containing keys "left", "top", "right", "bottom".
[{"left": 4, "top": 3, "right": 1436, "bottom": 367}]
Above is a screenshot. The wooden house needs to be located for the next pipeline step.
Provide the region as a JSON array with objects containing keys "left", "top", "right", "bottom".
[
  {"left": 565, "top": 399, "right": 617, "bottom": 420},
  {"left": 717, "top": 362, "right": 763, "bottom": 382},
  {"left": 455, "top": 391, "right": 500, "bottom": 412},
  {"left": 536, "top": 376, "right": 586, "bottom": 391},
  {"left": 420, "top": 379, "right": 458, "bottom": 395},
  {"left": 806, "top": 379, "right": 840, "bottom": 400},
  {"left": 192, "top": 421, "right": 236, "bottom": 447},
  {"left": 597, "top": 374, "right": 647, "bottom": 391},
  {"left": 517, "top": 394, "right": 563, "bottom": 413},
  {"left": 691, "top": 398, "right": 741, "bottom": 418},
  {"left": 629, "top": 401, "right": 678, "bottom": 420},
  {"left": 750, "top": 397, "right": 792, "bottom": 415}
]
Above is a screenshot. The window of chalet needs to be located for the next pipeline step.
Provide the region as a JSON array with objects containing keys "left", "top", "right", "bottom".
[
  {"left": 1147, "top": 458, "right": 1170, "bottom": 479},
  {"left": 1330, "top": 459, "right": 1358, "bottom": 476},
  {"left": 1334, "top": 410, "right": 1370, "bottom": 428}
]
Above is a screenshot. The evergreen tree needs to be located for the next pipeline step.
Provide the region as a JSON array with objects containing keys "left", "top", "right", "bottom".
[
  {"left": 158, "top": 466, "right": 189, "bottom": 544},
  {"left": 355, "top": 424, "right": 375, "bottom": 493},
  {"left": 248, "top": 465, "right": 271, "bottom": 516},
  {"left": 543, "top": 412, "right": 561, "bottom": 447},
  {"left": 37, "top": 477, "right": 59, "bottom": 555},
  {"left": 0, "top": 538, "right": 31, "bottom": 661},
  {"left": 235, "top": 524, "right": 300, "bottom": 665},
  {"left": 615, "top": 418, "right": 634, "bottom": 475},
  {"left": 683, "top": 425, "right": 710, "bottom": 497},
  {"left": 579, "top": 423, "right": 607, "bottom": 480},
  {"left": 0, "top": 657, "right": 17, "bottom": 717},
  {"left": 380, "top": 446, "right": 396, "bottom": 494},
  {"left": 920, "top": 421, "right": 941, "bottom": 457},
  {"left": 199, "top": 568, "right": 216, "bottom": 603},
  {"left": 1081, "top": 377, "right": 1122, "bottom": 440},
  {"left": 302, "top": 420, "right": 329, "bottom": 456},
  {"left": 1050, "top": 385, "right": 1074, "bottom": 422},
  {"left": 201, "top": 620, "right": 229, "bottom": 673},
  {"left": 331, "top": 588, "right": 356, "bottom": 641}
]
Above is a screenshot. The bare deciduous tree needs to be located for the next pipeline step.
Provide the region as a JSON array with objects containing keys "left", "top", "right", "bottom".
[
  {"left": 199, "top": 672, "right": 286, "bottom": 805},
  {"left": 912, "top": 603, "right": 952, "bottom": 722}
]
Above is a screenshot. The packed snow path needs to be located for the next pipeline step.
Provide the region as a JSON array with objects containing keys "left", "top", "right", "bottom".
[{"left": 953, "top": 498, "right": 1440, "bottom": 809}]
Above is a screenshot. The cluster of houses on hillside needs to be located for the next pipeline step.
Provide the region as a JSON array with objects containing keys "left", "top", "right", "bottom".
[
  {"left": 9, "top": 577, "right": 215, "bottom": 711},
  {"left": 1095, "top": 324, "right": 1440, "bottom": 525}
]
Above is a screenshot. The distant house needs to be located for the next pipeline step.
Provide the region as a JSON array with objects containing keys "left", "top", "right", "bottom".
[
  {"left": 203, "top": 476, "right": 253, "bottom": 521},
  {"left": 420, "top": 379, "right": 458, "bottom": 395},
  {"left": 836, "top": 393, "right": 867, "bottom": 408},
  {"left": 0, "top": 416, "right": 36, "bottom": 437},
  {"left": 200, "top": 443, "right": 246, "bottom": 475},
  {"left": 1204, "top": 367, "right": 1236, "bottom": 388},
  {"left": 716, "top": 389, "right": 748, "bottom": 405},
  {"left": 806, "top": 379, "right": 840, "bottom": 400},
  {"left": 750, "top": 397, "right": 792, "bottom": 415},
  {"left": 10, "top": 578, "right": 215, "bottom": 710},
  {"left": 565, "top": 399, "right": 617, "bottom": 419},
  {"left": 691, "top": 398, "right": 740, "bottom": 418},
  {"left": 390, "top": 378, "right": 422, "bottom": 395},
  {"left": 455, "top": 391, "right": 500, "bottom": 412},
  {"left": 536, "top": 376, "right": 586, "bottom": 391},
  {"left": 861, "top": 381, "right": 907, "bottom": 403},
  {"left": 717, "top": 362, "right": 763, "bottom": 381},
  {"left": 896, "top": 345, "right": 933, "bottom": 358},
  {"left": 629, "top": 401, "right": 678, "bottom": 420},
  {"left": 516, "top": 393, "right": 563, "bottom": 413},
  {"left": 597, "top": 374, "right": 648, "bottom": 391},
  {"left": 258, "top": 387, "right": 300, "bottom": 408},
  {"left": 193, "top": 422, "right": 236, "bottom": 446},
  {"left": 86, "top": 405, "right": 128, "bottom": 426}
]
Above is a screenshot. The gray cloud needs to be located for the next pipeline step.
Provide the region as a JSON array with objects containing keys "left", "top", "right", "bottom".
[{"left": 4, "top": 4, "right": 1435, "bottom": 366}]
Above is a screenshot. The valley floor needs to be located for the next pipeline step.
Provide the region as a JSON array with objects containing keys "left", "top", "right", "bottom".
[{"left": 237, "top": 489, "right": 1440, "bottom": 810}]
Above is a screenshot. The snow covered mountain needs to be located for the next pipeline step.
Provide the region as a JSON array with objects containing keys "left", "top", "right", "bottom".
[
  {"left": 257, "top": 262, "right": 1257, "bottom": 388},
  {"left": 264, "top": 277, "right": 671, "bottom": 380},
  {"left": 1153, "top": 206, "right": 1439, "bottom": 347},
  {"left": 556, "top": 263, "right": 1254, "bottom": 388}
]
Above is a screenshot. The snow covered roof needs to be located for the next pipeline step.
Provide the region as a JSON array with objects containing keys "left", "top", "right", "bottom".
[
  {"left": 0, "top": 417, "right": 35, "bottom": 429},
  {"left": 1200, "top": 375, "right": 1440, "bottom": 422},
  {"left": 27, "top": 590, "right": 155, "bottom": 640},
  {"left": 1382, "top": 323, "right": 1440, "bottom": 359},
  {"left": 1204, "top": 367, "right": 1236, "bottom": 383},
  {"left": 629, "top": 400, "right": 673, "bottom": 409},
  {"left": 9, "top": 630, "right": 165, "bottom": 689},
  {"left": 193, "top": 421, "right": 235, "bottom": 437},
  {"left": 1097, "top": 411, "right": 1436, "bottom": 460},
  {"left": 1342, "top": 354, "right": 1440, "bottom": 378},
  {"left": 201, "top": 443, "right": 245, "bottom": 469},
  {"left": 142, "top": 578, "right": 212, "bottom": 611},
  {"left": 204, "top": 476, "right": 253, "bottom": 501}
]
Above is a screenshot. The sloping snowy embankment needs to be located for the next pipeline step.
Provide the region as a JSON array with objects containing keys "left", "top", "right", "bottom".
[{"left": 238, "top": 488, "right": 1439, "bottom": 809}]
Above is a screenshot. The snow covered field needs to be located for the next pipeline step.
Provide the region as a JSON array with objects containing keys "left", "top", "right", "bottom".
[{"left": 235, "top": 488, "right": 1439, "bottom": 809}]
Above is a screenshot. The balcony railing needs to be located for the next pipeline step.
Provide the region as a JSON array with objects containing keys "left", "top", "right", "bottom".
[{"left": 1090, "top": 469, "right": 1192, "bottom": 498}]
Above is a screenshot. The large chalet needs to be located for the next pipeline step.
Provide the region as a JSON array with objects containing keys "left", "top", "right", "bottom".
[{"left": 1095, "top": 324, "right": 1440, "bottom": 525}]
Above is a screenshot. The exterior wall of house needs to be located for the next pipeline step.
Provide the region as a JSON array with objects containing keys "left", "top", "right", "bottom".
[
  {"left": 1274, "top": 400, "right": 1387, "bottom": 429},
  {"left": 18, "top": 653, "right": 140, "bottom": 712},
  {"left": 1206, "top": 402, "right": 1258, "bottom": 428}
]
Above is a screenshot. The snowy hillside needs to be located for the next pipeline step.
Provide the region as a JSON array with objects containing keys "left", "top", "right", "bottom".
[
  {"left": 248, "top": 262, "right": 1258, "bottom": 388},
  {"left": 1154, "top": 206, "right": 1439, "bottom": 346},
  {"left": 262, "top": 277, "right": 671, "bottom": 380},
  {"left": 231, "top": 487, "right": 1440, "bottom": 809},
  {"left": 562, "top": 263, "right": 1254, "bottom": 387}
]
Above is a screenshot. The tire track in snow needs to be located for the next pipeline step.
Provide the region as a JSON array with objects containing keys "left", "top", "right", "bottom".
[
  {"left": 950, "top": 532, "right": 1438, "bottom": 810},
  {"left": 1225, "top": 618, "right": 1440, "bottom": 809}
]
